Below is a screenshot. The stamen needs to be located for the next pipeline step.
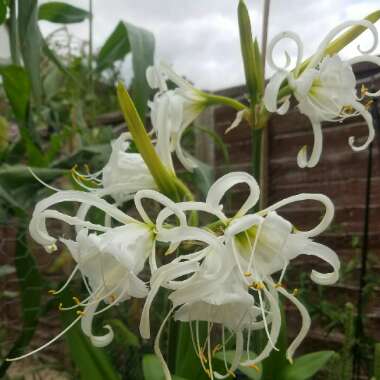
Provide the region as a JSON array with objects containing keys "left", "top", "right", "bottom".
[
  {"left": 48, "top": 289, "right": 56, "bottom": 295},
  {"left": 6, "top": 315, "right": 81, "bottom": 361},
  {"left": 292, "top": 288, "right": 299, "bottom": 297},
  {"left": 275, "top": 283, "right": 283, "bottom": 288},
  {"left": 76, "top": 310, "right": 85, "bottom": 316},
  {"left": 244, "top": 271, "right": 252, "bottom": 277},
  {"left": 73, "top": 296, "right": 81, "bottom": 305},
  {"left": 228, "top": 370, "right": 237, "bottom": 378},
  {"left": 59, "top": 303, "right": 64, "bottom": 311},
  {"left": 212, "top": 344, "right": 222, "bottom": 356},
  {"left": 248, "top": 364, "right": 260, "bottom": 372}
]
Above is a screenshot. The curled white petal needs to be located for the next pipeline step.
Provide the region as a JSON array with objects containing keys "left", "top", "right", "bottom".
[
  {"left": 277, "top": 286, "right": 311, "bottom": 362},
  {"left": 303, "top": 242, "right": 340, "bottom": 285},
  {"left": 206, "top": 172, "right": 260, "bottom": 220},
  {"left": 263, "top": 71, "right": 290, "bottom": 114},
  {"left": 267, "top": 31, "right": 304, "bottom": 72},
  {"left": 259, "top": 193, "right": 334, "bottom": 237},
  {"left": 29, "top": 190, "right": 134, "bottom": 249},
  {"left": 347, "top": 101, "right": 375, "bottom": 151},
  {"left": 308, "top": 20, "right": 378, "bottom": 69},
  {"left": 225, "top": 109, "right": 246, "bottom": 134},
  {"left": 81, "top": 302, "right": 114, "bottom": 347},
  {"left": 297, "top": 119, "right": 323, "bottom": 168},
  {"left": 134, "top": 189, "right": 187, "bottom": 226}
]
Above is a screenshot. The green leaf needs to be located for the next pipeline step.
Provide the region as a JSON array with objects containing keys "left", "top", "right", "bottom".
[
  {"left": 193, "top": 159, "right": 214, "bottom": 198},
  {"left": 59, "top": 290, "right": 121, "bottom": 380},
  {"left": 18, "top": 0, "right": 42, "bottom": 104},
  {"left": 282, "top": 351, "right": 335, "bottom": 380},
  {"left": 0, "top": 0, "right": 7, "bottom": 24},
  {"left": 142, "top": 354, "right": 189, "bottom": 380},
  {"left": 0, "top": 65, "right": 30, "bottom": 122},
  {"left": 0, "top": 227, "right": 43, "bottom": 377},
  {"left": 38, "top": 2, "right": 89, "bottom": 24},
  {"left": 97, "top": 21, "right": 131, "bottom": 71},
  {"left": 107, "top": 319, "right": 140, "bottom": 348},
  {"left": 261, "top": 301, "right": 289, "bottom": 380},
  {"left": 98, "top": 22, "right": 154, "bottom": 119},
  {"left": 215, "top": 351, "right": 262, "bottom": 380},
  {"left": 126, "top": 21, "right": 155, "bottom": 119},
  {"left": 238, "top": 0, "right": 258, "bottom": 104},
  {"left": 173, "top": 322, "right": 209, "bottom": 380}
]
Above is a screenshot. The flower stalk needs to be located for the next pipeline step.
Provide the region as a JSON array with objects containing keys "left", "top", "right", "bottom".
[{"left": 117, "top": 82, "right": 187, "bottom": 201}]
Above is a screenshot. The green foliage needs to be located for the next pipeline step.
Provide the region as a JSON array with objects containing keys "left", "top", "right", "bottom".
[
  {"left": 282, "top": 351, "right": 335, "bottom": 380},
  {"left": 0, "top": 227, "right": 43, "bottom": 377},
  {"left": 0, "top": 66, "right": 30, "bottom": 123},
  {"left": 107, "top": 319, "right": 140, "bottom": 349},
  {"left": 97, "top": 21, "right": 131, "bottom": 71},
  {"left": 99, "top": 22, "right": 155, "bottom": 118},
  {"left": 59, "top": 291, "right": 121, "bottom": 380},
  {"left": 142, "top": 354, "right": 189, "bottom": 380},
  {"left": 38, "top": 2, "right": 90, "bottom": 24},
  {"left": 214, "top": 351, "right": 262, "bottom": 379},
  {"left": 0, "top": 0, "right": 7, "bottom": 24},
  {"left": 18, "top": 0, "right": 42, "bottom": 104}
]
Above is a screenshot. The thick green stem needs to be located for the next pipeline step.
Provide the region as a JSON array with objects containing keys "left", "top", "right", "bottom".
[
  {"left": 117, "top": 83, "right": 179, "bottom": 199},
  {"left": 9, "top": 0, "right": 20, "bottom": 66},
  {"left": 204, "top": 93, "right": 247, "bottom": 111}
]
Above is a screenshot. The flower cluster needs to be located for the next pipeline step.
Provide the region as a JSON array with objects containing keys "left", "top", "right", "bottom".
[
  {"left": 12, "top": 166, "right": 339, "bottom": 380},
  {"left": 7, "top": 9, "right": 380, "bottom": 380},
  {"left": 264, "top": 20, "right": 380, "bottom": 168}
]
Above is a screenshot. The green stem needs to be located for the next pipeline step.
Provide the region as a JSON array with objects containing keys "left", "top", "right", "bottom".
[
  {"left": 9, "top": 0, "right": 20, "bottom": 66},
  {"left": 204, "top": 93, "right": 247, "bottom": 111},
  {"left": 117, "top": 83, "right": 179, "bottom": 199}
]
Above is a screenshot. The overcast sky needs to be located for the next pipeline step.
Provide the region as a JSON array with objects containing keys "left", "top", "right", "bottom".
[{"left": 29, "top": 1, "right": 380, "bottom": 90}]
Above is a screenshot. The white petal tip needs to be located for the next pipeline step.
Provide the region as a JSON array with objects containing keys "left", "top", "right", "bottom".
[{"left": 296, "top": 146, "right": 308, "bottom": 168}]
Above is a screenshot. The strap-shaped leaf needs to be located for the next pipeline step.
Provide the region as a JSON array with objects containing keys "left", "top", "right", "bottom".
[
  {"left": 142, "top": 354, "right": 189, "bottom": 380},
  {"left": 98, "top": 21, "right": 154, "bottom": 118},
  {"left": 38, "top": 2, "right": 89, "bottom": 24},
  {"left": 18, "top": 0, "right": 42, "bottom": 104},
  {"left": 0, "top": 0, "right": 7, "bottom": 24},
  {"left": 282, "top": 351, "right": 335, "bottom": 380},
  {"left": 0, "top": 65, "right": 30, "bottom": 123}
]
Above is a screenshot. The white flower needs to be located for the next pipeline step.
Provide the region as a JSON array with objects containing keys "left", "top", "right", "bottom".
[
  {"left": 9, "top": 188, "right": 186, "bottom": 361},
  {"left": 264, "top": 20, "right": 380, "bottom": 168},
  {"left": 147, "top": 62, "right": 208, "bottom": 172},
  {"left": 73, "top": 133, "right": 156, "bottom": 204},
  {"left": 145, "top": 172, "right": 340, "bottom": 378}
]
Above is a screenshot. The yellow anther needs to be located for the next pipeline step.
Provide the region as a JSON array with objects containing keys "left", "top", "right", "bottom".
[
  {"left": 244, "top": 271, "right": 252, "bottom": 277},
  {"left": 275, "top": 283, "right": 283, "bottom": 289},
  {"left": 110, "top": 294, "right": 116, "bottom": 303},
  {"left": 292, "top": 288, "right": 299, "bottom": 297},
  {"left": 205, "top": 368, "right": 211, "bottom": 378},
  {"left": 248, "top": 364, "right": 260, "bottom": 372},
  {"left": 228, "top": 370, "right": 236, "bottom": 378},
  {"left": 361, "top": 84, "right": 369, "bottom": 97},
  {"left": 250, "top": 282, "right": 264, "bottom": 290},
  {"left": 72, "top": 296, "right": 81, "bottom": 305},
  {"left": 84, "top": 164, "right": 91, "bottom": 174},
  {"left": 212, "top": 344, "right": 222, "bottom": 356},
  {"left": 365, "top": 99, "right": 374, "bottom": 110},
  {"left": 58, "top": 302, "right": 64, "bottom": 311},
  {"left": 76, "top": 310, "right": 85, "bottom": 317},
  {"left": 48, "top": 289, "right": 56, "bottom": 295},
  {"left": 199, "top": 351, "right": 208, "bottom": 363}
]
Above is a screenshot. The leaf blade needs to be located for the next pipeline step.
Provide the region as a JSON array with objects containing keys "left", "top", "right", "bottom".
[{"left": 38, "top": 2, "right": 89, "bottom": 24}]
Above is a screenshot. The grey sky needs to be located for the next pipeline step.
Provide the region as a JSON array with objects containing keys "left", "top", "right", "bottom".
[{"left": 38, "top": 0, "right": 380, "bottom": 90}]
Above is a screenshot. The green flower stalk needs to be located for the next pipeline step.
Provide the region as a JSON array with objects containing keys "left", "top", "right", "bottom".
[{"left": 117, "top": 82, "right": 180, "bottom": 200}]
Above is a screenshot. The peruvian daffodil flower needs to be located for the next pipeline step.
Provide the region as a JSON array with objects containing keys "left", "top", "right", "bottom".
[
  {"left": 72, "top": 132, "right": 156, "bottom": 204},
  {"left": 147, "top": 62, "right": 208, "bottom": 171},
  {"left": 140, "top": 172, "right": 339, "bottom": 378},
  {"left": 8, "top": 188, "right": 186, "bottom": 361},
  {"left": 205, "top": 172, "right": 340, "bottom": 365},
  {"left": 264, "top": 20, "right": 380, "bottom": 168}
]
